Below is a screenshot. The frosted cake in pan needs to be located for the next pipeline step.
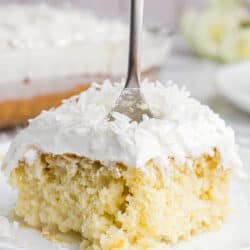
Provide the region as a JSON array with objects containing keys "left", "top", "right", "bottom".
[
  {"left": 2, "top": 80, "right": 242, "bottom": 250},
  {"left": 0, "top": 4, "right": 169, "bottom": 128}
]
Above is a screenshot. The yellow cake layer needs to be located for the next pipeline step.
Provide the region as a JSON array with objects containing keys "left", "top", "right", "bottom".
[{"left": 10, "top": 150, "right": 230, "bottom": 250}]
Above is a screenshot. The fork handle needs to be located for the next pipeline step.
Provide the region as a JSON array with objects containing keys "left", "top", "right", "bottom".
[{"left": 125, "top": 0, "right": 144, "bottom": 88}]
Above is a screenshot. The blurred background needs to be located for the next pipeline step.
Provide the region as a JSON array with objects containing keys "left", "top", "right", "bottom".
[{"left": 0, "top": 0, "right": 250, "bottom": 150}]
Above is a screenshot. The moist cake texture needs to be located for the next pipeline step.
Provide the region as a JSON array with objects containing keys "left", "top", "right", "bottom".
[{"left": 2, "top": 80, "right": 243, "bottom": 250}]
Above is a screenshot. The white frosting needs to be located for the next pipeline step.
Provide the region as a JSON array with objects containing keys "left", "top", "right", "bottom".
[
  {"left": 2, "top": 80, "right": 243, "bottom": 176},
  {"left": 0, "top": 4, "right": 170, "bottom": 101},
  {"left": 23, "top": 148, "right": 38, "bottom": 166}
]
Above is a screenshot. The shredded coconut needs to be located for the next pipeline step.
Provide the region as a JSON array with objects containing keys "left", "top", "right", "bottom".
[{"left": 2, "top": 80, "right": 243, "bottom": 176}]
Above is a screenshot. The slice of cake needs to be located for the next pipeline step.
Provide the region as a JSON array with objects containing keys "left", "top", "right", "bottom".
[{"left": 2, "top": 80, "right": 242, "bottom": 250}]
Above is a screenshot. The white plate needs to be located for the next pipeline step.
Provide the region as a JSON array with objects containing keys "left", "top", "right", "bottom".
[
  {"left": 1, "top": 142, "right": 250, "bottom": 250},
  {"left": 217, "top": 61, "right": 250, "bottom": 114}
]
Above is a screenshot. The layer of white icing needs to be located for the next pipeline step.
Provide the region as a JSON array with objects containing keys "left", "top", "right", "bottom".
[
  {"left": 2, "top": 80, "right": 243, "bottom": 176},
  {"left": 0, "top": 4, "right": 170, "bottom": 101}
]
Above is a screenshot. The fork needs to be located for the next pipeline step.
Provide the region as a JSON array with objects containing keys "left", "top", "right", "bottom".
[{"left": 108, "top": 0, "right": 153, "bottom": 122}]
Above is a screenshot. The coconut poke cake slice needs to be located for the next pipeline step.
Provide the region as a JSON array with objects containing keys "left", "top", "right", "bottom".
[{"left": 2, "top": 80, "right": 242, "bottom": 250}]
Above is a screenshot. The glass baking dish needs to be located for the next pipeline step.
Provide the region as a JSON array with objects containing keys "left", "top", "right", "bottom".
[{"left": 0, "top": 0, "right": 172, "bottom": 128}]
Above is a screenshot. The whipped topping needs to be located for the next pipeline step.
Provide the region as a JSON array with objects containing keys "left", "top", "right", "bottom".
[
  {"left": 2, "top": 80, "right": 243, "bottom": 176},
  {"left": 0, "top": 4, "right": 170, "bottom": 101}
]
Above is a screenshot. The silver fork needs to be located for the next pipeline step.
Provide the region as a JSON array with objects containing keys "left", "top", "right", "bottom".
[{"left": 108, "top": 0, "right": 153, "bottom": 122}]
